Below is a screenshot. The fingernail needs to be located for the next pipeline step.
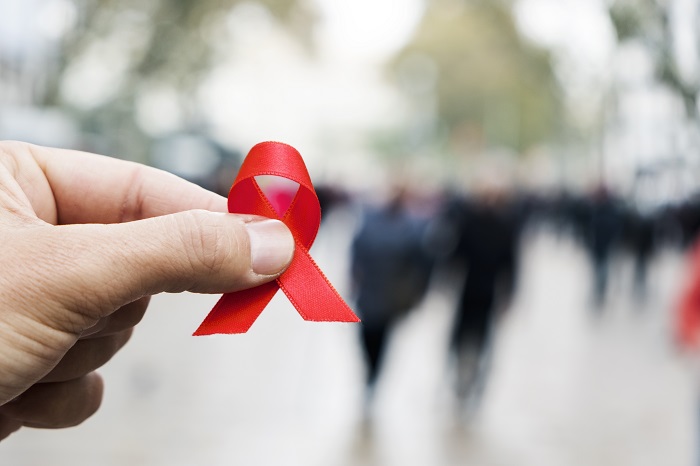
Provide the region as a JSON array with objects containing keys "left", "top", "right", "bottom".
[{"left": 246, "top": 219, "right": 295, "bottom": 275}]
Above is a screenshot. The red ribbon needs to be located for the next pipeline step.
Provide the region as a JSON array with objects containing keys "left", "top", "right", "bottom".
[{"left": 194, "top": 142, "right": 360, "bottom": 335}]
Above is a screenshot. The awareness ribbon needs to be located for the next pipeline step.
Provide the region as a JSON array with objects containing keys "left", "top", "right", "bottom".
[{"left": 194, "top": 141, "right": 360, "bottom": 335}]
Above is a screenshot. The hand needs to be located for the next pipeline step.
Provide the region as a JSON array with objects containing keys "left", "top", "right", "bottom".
[{"left": 0, "top": 141, "right": 294, "bottom": 439}]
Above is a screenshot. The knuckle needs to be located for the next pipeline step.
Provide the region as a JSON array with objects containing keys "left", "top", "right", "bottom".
[{"left": 176, "top": 210, "right": 237, "bottom": 276}]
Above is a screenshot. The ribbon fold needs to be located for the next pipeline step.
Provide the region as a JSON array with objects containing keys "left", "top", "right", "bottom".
[{"left": 194, "top": 141, "right": 360, "bottom": 335}]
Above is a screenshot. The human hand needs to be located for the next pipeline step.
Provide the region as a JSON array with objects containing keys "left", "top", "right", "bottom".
[{"left": 0, "top": 141, "right": 294, "bottom": 439}]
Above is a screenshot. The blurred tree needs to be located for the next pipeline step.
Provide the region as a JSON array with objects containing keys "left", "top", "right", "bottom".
[
  {"left": 42, "top": 0, "right": 315, "bottom": 161},
  {"left": 608, "top": 0, "right": 700, "bottom": 119},
  {"left": 388, "top": 0, "right": 560, "bottom": 159}
]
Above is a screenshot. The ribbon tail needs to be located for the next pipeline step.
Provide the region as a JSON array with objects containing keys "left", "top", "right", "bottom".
[
  {"left": 278, "top": 247, "right": 360, "bottom": 323},
  {"left": 193, "top": 282, "right": 279, "bottom": 335}
]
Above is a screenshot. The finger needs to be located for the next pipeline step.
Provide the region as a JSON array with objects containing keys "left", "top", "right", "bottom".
[
  {"left": 44, "top": 212, "right": 294, "bottom": 318},
  {"left": 0, "top": 415, "right": 22, "bottom": 440},
  {"left": 0, "top": 373, "right": 103, "bottom": 429},
  {"left": 40, "top": 331, "right": 132, "bottom": 383},
  {"left": 27, "top": 142, "right": 229, "bottom": 224},
  {"left": 80, "top": 297, "right": 150, "bottom": 339}
]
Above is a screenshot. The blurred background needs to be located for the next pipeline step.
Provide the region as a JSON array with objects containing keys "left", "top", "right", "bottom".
[{"left": 3, "top": 0, "right": 700, "bottom": 464}]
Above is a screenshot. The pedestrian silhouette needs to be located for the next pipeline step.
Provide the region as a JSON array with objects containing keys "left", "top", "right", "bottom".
[{"left": 350, "top": 188, "right": 433, "bottom": 408}]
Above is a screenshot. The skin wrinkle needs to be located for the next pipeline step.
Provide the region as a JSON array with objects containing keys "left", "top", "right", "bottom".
[
  {"left": 191, "top": 212, "right": 247, "bottom": 287},
  {"left": 39, "top": 148, "right": 80, "bottom": 226},
  {"left": 23, "top": 144, "right": 58, "bottom": 224},
  {"left": 0, "top": 169, "right": 33, "bottom": 220},
  {"left": 197, "top": 214, "right": 232, "bottom": 276},
  {"left": 15, "top": 170, "right": 48, "bottom": 218},
  {"left": 28, "top": 143, "right": 102, "bottom": 225},
  {"left": 0, "top": 235, "right": 97, "bottom": 398},
  {"left": 52, "top": 227, "right": 129, "bottom": 319},
  {"left": 0, "top": 319, "right": 65, "bottom": 373},
  {"left": 0, "top": 194, "right": 25, "bottom": 225},
  {"left": 0, "top": 312, "right": 72, "bottom": 398},
  {"left": 0, "top": 228, "right": 99, "bottom": 335},
  {"left": 0, "top": 327, "right": 55, "bottom": 382},
  {"left": 78, "top": 224, "right": 143, "bottom": 299},
  {"left": 118, "top": 165, "right": 145, "bottom": 224},
  {"left": 81, "top": 297, "right": 149, "bottom": 339},
  {"left": 112, "top": 232, "right": 154, "bottom": 305},
  {"left": 122, "top": 216, "right": 187, "bottom": 295},
  {"left": 0, "top": 144, "right": 57, "bottom": 228},
  {"left": 0, "top": 144, "right": 20, "bottom": 178},
  {"left": 230, "top": 218, "right": 247, "bottom": 276},
  {"left": 7, "top": 228, "right": 100, "bottom": 334},
  {"left": 174, "top": 212, "right": 215, "bottom": 291},
  {"left": 16, "top": 279, "right": 90, "bottom": 338},
  {"left": 196, "top": 218, "right": 219, "bottom": 274},
  {"left": 156, "top": 211, "right": 248, "bottom": 294}
]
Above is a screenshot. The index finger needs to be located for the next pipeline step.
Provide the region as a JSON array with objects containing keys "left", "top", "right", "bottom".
[{"left": 32, "top": 144, "right": 228, "bottom": 224}]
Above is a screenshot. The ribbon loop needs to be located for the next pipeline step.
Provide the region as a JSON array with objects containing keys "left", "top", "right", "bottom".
[{"left": 194, "top": 141, "right": 359, "bottom": 335}]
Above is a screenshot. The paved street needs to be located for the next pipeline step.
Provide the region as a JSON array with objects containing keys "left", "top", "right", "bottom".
[{"left": 2, "top": 211, "right": 697, "bottom": 466}]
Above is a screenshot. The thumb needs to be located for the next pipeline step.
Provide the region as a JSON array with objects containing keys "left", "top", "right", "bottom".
[{"left": 44, "top": 210, "right": 295, "bottom": 318}]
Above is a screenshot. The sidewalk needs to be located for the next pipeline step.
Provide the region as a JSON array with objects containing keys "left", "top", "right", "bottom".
[{"left": 2, "top": 215, "right": 696, "bottom": 466}]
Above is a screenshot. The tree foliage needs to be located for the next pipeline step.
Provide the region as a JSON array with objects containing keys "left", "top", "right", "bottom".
[
  {"left": 608, "top": 0, "right": 699, "bottom": 118},
  {"left": 46, "top": 0, "right": 314, "bottom": 160},
  {"left": 390, "top": 0, "right": 560, "bottom": 155}
]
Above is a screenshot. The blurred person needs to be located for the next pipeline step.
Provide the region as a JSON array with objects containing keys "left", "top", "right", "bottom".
[
  {"left": 582, "top": 185, "right": 623, "bottom": 309},
  {"left": 676, "top": 240, "right": 700, "bottom": 349},
  {"left": 350, "top": 186, "right": 433, "bottom": 412},
  {"left": 316, "top": 184, "right": 351, "bottom": 223},
  {"left": 622, "top": 207, "right": 657, "bottom": 302},
  {"left": 675, "top": 238, "right": 700, "bottom": 466},
  {"left": 673, "top": 194, "right": 700, "bottom": 248},
  {"left": 551, "top": 189, "right": 590, "bottom": 244},
  {"left": 438, "top": 181, "right": 520, "bottom": 415},
  {"left": 0, "top": 141, "right": 295, "bottom": 440}
]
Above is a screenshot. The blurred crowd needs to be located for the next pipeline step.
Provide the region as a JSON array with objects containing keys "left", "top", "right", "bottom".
[{"left": 314, "top": 178, "right": 700, "bottom": 421}]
